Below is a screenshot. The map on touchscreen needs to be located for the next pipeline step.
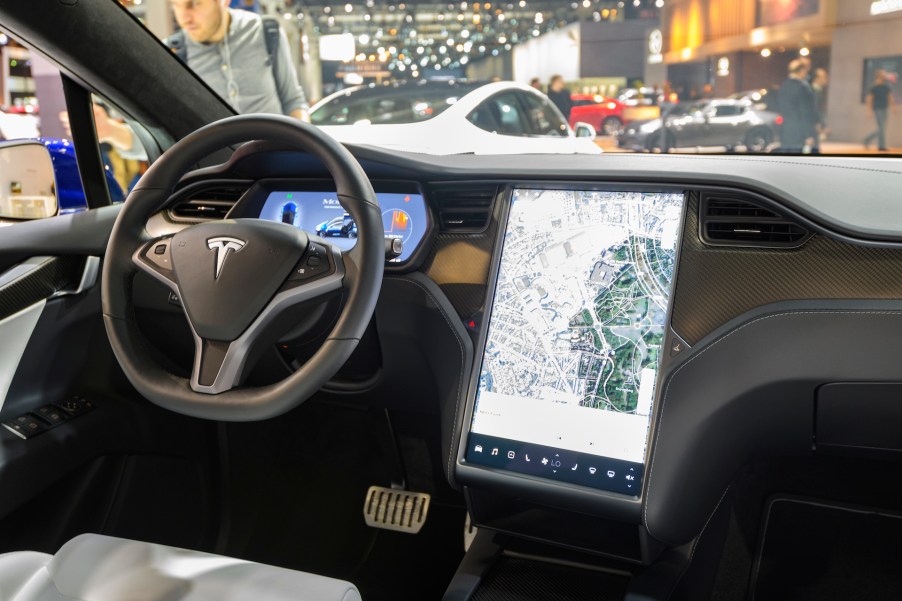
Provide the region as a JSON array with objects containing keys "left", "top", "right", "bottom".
[{"left": 470, "top": 189, "right": 683, "bottom": 465}]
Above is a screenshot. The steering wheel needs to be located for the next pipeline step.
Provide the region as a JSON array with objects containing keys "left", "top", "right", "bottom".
[{"left": 101, "top": 114, "right": 384, "bottom": 421}]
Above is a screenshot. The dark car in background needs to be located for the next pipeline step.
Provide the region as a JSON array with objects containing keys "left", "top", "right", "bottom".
[
  {"left": 617, "top": 98, "right": 781, "bottom": 152},
  {"left": 569, "top": 93, "right": 626, "bottom": 136}
]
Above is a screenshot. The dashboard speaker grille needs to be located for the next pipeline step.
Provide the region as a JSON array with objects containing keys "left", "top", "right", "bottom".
[{"left": 700, "top": 194, "right": 811, "bottom": 248}]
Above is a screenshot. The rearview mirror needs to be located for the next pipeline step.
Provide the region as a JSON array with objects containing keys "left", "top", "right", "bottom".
[
  {"left": 573, "top": 122, "right": 597, "bottom": 139},
  {"left": 0, "top": 142, "right": 58, "bottom": 220}
]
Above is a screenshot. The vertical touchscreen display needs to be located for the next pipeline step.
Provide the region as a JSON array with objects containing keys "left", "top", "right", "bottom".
[{"left": 465, "top": 189, "right": 683, "bottom": 495}]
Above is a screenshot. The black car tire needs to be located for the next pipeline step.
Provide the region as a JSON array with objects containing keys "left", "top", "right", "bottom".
[
  {"left": 744, "top": 127, "right": 773, "bottom": 152},
  {"left": 601, "top": 116, "right": 624, "bottom": 136}
]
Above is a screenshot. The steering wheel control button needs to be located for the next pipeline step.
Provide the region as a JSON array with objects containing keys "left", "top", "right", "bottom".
[
  {"left": 145, "top": 239, "right": 173, "bottom": 271},
  {"left": 287, "top": 243, "right": 333, "bottom": 283}
]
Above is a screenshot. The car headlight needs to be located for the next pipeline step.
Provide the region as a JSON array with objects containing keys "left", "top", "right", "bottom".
[{"left": 639, "top": 121, "right": 662, "bottom": 133}]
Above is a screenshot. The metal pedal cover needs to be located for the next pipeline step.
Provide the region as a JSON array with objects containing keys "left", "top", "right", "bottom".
[{"left": 364, "top": 486, "right": 430, "bottom": 534}]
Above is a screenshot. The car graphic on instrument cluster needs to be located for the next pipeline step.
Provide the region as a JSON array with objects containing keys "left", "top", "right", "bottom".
[{"left": 315, "top": 213, "right": 357, "bottom": 238}]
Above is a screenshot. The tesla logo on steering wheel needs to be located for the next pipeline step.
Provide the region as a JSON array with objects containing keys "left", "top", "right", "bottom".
[{"left": 207, "top": 237, "right": 246, "bottom": 279}]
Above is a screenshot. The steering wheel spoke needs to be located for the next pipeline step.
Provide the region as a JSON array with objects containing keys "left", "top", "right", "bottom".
[
  {"left": 133, "top": 236, "right": 179, "bottom": 290},
  {"left": 191, "top": 336, "right": 242, "bottom": 393}
]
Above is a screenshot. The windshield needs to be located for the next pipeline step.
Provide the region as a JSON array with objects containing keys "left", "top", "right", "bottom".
[
  {"left": 122, "top": 0, "right": 899, "bottom": 157},
  {"left": 310, "top": 82, "right": 481, "bottom": 125}
]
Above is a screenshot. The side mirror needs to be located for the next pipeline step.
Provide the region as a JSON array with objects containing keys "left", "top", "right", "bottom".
[
  {"left": 0, "top": 141, "right": 58, "bottom": 220},
  {"left": 573, "top": 122, "right": 597, "bottom": 139}
]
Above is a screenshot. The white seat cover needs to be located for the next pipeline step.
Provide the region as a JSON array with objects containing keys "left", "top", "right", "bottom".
[{"left": 0, "top": 534, "right": 361, "bottom": 601}]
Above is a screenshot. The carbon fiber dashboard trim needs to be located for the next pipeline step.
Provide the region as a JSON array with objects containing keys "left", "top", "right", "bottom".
[
  {"left": 0, "top": 256, "right": 86, "bottom": 321},
  {"left": 671, "top": 193, "right": 902, "bottom": 345},
  {"left": 423, "top": 217, "right": 499, "bottom": 320}
]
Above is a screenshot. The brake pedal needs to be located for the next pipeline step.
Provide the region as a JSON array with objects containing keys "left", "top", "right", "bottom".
[{"left": 364, "top": 485, "right": 430, "bottom": 534}]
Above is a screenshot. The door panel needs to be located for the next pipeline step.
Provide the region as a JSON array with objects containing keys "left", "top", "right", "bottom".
[
  {"left": 0, "top": 212, "right": 220, "bottom": 554},
  {"left": 0, "top": 300, "right": 44, "bottom": 410}
]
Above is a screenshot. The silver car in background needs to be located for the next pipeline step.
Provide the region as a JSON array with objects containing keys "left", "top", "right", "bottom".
[{"left": 617, "top": 99, "right": 782, "bottom": 153}]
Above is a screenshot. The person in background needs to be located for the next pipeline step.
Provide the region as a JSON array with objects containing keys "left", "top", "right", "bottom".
[
  {"left": 546, "top": 75, "right": 573, "bottom": 120},
  {"left": 864, "top": 69, "right": 894, "bottom": 151},
  {"left": 799, "top": 55, "right": 813, "bottom": 83},
  {"left": 811, "top": 68, "right": 829, "bottom": 152},
  {"left": 776, "top": 59, "right": 817, "bottom": 153},
  {"left": 168, "top": 0, "right": 308, "bottom": 119},
  {"left": 529, "top": 77, "right": 543, "bottom": 91}
]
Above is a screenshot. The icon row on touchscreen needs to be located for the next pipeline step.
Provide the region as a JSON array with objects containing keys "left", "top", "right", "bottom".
[{"left": 472, "top": 443, "right": 638, "bottom": 489}]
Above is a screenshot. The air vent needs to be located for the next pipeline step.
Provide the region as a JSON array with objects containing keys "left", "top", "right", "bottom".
[
  {"left": 169, "top": 186, "right": 248, "bottom": 222},
  {"left": 431, "top": 185, "right": 497, "bottom": 232},
  {"left": 700, "top": 195, "right": 811, "bottom": 248}
]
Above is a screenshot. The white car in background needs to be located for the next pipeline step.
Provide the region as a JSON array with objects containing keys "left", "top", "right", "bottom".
[
  {"left": 311, "top": 80, "right": 600, "bottom": 155},
  {"left": 0, "top": 110, "right": 39, "bottom": 140}
]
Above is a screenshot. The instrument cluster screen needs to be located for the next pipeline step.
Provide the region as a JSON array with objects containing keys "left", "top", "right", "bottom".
[{"left": 259, "top": 190, "right": 428, "bottom": 263}]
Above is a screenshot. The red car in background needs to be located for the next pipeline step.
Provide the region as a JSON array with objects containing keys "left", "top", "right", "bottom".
[{"left": 569, "top": 94, "right": 626, "bottom": 136}]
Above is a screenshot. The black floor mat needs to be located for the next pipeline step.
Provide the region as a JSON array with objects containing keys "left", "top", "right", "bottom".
[
  {"left": 221, "top": 400, "right": 466, "bottom": 601},
  {"left": 752, "top": 498, "right": 902, "bottom": 601}
]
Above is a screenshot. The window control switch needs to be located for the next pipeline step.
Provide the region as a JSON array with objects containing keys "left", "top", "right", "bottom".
[
  {"left": 34, "top": 405, "right": 68, "bottom": 425},
  {"left": 56, "top": 397, "right": 94, "bottom": 416},
  {"left": 3, "top": 416, "right": 48, "bottom": 439}
]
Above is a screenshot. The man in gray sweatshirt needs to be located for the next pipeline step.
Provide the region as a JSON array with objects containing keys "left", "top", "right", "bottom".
[{"left": 169, "top": 0, "right": 309, "bottom": 119}]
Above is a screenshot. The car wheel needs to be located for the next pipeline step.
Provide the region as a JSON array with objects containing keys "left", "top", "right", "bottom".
[
  {"left": 601, "top": 116, "right": 623, "bottom": 136},
  {"left": 744, "top": 127, "right": 773, "bottom": 152},
  {"left": 646, "top": 131, "right": 675, "bottom": 153}
]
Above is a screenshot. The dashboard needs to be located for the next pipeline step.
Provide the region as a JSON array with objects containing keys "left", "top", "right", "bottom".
[{"left": 137, "top": 146, "right": 902, "bottom": 565}]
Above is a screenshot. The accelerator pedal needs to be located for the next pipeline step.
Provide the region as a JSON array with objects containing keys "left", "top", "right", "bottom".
[{"left": 364, "top": 485, "right": 430, "bottom": 534}]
